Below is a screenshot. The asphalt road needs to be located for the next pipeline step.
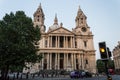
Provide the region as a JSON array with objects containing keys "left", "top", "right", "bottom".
[{"left": 14, "top": 75, "right": 120, "bottom": 80}]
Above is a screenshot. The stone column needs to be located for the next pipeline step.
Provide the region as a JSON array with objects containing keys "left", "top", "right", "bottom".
[
  {"left": 66, "top": 53, "right": 68, "bottom": 70},
  {"left": 78, "top": 53, "right": 81, "bottom": 69},
  {"left": 64, "top": 53, "right": 66, "bottom": 70},
  {"left": 80, "top": 54, "right": 83, "bottom": 70},
  {"left": 82, "top": 54, "right": 84, "bottom": 70},
  {"left": 55, "top": 53, "right": 57, "bottom": 69},
  {"left": 56, "top": 53, "right": 58, "bottom": 69},
  {"left": 47, "top": 53, "right": 49, "bottom": 70},
  {"left": 41, "top": 53, "right": 44, "bottom": 69},
  {"left": 50, "top": 53, "right": 52, "bottom": 69},
  {"left": 71, "top": 53, "right": 74, "bottom": 70},
  {"left": 74, "top": 53, "right": 76, "bottom": 70},
  {"left": 58, "top": 53, "right": 60, "bottom": 69}
]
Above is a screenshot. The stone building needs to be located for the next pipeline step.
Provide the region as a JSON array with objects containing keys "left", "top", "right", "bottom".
[
  {"left": 113, "top": 41, "right": 120, "bottom": 72},
  {"left": 23, "top": 4, "right": 96, "bottom": 73}
]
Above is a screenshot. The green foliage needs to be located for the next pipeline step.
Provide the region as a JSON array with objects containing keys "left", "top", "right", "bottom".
[
  {"left": 0, "top": 11, "right": 42, "bottom": 71},
  {"left": 108, "top": 59, "right": 115, "bottom": 69},
  {"left": 96, "top": 59, "right": 105, "bottom": 73},
  {"left": 96, "top": 59, "right": 115, "bottom": 73}
]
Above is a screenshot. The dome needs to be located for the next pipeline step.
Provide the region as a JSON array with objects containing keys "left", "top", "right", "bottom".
[
  {"left": 49, "top": 24, "right": 59, "bottom": 30},
  {"left": 48, "top": 14, "right": 59, "bottom": 31}
]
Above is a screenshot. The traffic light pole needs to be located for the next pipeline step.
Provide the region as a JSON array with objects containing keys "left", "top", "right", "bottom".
[
  {"left": 99, "top": 42, "right": 112, "bottom": 80},
  {"left": 103, "top": 60, "right": 112, "bottom": 80},
  {"left": 103, "top": 60, "right": 109, "bottom": 76}
]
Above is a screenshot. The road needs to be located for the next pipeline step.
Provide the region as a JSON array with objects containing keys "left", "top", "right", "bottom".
[{"left": 15, "top": 75, "right": 120, "bottom": 80}]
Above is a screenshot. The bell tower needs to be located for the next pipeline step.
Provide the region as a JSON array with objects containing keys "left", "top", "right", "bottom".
[
  {"left": 33, "top": 3, "right": 46, "bottom": 33},
  {"left": 75, "top": 6, "right": 87, "bottom": 28},
  {"left": 73, "top": 6, "right": 91, "bottom": 35},
  {"left": 72, "top": 6, "right": 96, "bottom": 73}
]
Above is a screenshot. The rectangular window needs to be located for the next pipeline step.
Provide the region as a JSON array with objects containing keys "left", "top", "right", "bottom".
[
  {"left": 60, "top": 36, "right": 64, "bottom": 48},
  {"left": 52, "top": 36, "right": 56, "bottom": 47},
  {"left": 76, "top": 59, "right": 78, "bottom": 64},
  {"left": 86, "top": 59, "right": 88, "bottom": 64},
  {"left": 45, "top": 40, "right": 47, "bottom": 47},
  {"left": 81, "top": 18, "right": 83, "bottom": 23},
  {"left": 84, "top": 41, "right": 87, "bottom": 47},
  {"left": 75, "top": 41, "right": 77, "bottom": 48},
  {"left": 37, "top": 19, "right": 39, "bottom": 21}
]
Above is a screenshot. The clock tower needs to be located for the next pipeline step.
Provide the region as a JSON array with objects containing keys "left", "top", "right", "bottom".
[{"left": 72, "top": 6, "right": 96, "bottom": 72}]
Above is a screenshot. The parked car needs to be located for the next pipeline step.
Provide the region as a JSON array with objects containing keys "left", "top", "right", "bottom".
[{"left": 70, "top": 71, "right": 80, "bottom": 78}]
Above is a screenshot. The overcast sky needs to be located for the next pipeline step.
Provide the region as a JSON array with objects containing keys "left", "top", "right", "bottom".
[{"left": 0, "top": 0, "right": 120, "bottom": 59}]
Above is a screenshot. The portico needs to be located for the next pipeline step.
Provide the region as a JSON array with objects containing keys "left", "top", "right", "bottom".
[{"left": 40, "top": 52, "right": 85, "bottom": 71}]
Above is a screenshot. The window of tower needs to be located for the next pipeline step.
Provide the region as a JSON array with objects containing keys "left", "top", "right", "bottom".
[
  {"left": 84, "top": 41, "right": 87, "bottom": 47},
  {"left": 81, "top": 18, "right": 83, "bottom": 23},
  {"left": 37, "top": 19, "right": 39, "bottom": 21}
]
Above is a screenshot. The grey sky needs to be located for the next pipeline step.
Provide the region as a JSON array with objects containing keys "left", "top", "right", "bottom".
[{"left": 0, "top": 0, "right": 120, "bottom": 59}]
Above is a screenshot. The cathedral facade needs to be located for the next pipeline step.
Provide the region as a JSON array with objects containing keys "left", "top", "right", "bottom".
[{"left": 23, "top": 4, "right": 96, "bottom": 73}]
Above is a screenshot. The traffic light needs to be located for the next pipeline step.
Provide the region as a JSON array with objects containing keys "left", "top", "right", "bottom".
[
  {"left": 107, "top": 47, "right": 112, "bottom": 58},
  {"left": 99, "top": 42, "right": 108, "bottom": 59}
]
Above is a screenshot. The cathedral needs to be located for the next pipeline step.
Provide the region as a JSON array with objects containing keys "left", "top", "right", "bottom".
[{"left": 23, "top": 4, "right": 96, "bottom": 73}]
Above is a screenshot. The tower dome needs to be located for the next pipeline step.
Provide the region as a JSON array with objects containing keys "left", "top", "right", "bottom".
[{"left": 49, "top": 14, "right": 59, "bottom": 31}]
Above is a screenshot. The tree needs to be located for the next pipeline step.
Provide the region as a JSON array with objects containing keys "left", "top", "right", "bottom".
[
  {"left": 96, "top": 59, "right": 115, "bottom": 73},
  {"left": 107, "top": 59, "right": 115, "bottom": 69},
  {"left": 96, "top": 59, "right": 105, "bottom": 73},
  {"left": 0, "top": 11, "right": 42, "bottom": 80}
]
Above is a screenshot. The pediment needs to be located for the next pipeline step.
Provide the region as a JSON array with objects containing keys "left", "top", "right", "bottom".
[{"left": 48, "top": 27, "right": 74, "bottom": 35}]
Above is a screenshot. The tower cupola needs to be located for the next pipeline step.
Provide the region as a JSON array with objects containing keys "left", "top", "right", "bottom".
[
  {"left": 75, "top": 6, "right": 87, "bottom": 27},
  {"left": 33, "top": 3, "right": 46, "bottom": 33}
]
